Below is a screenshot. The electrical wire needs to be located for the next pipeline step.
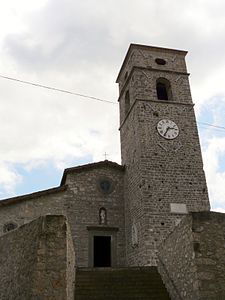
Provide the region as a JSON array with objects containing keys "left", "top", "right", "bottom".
[
  {"left": 1, "top": 73, "right": 225, "bottom": 132},
  {"left": 198, "top": 125, "right": 225, "bottom": 133},
  {"left": 0, "top": 74, "right": 117, "bottom": 105},
  {"left": 197, "top": 121, "right": 225, "bottom": 130}
]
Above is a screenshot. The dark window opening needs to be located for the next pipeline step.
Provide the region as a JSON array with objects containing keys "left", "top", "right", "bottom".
[
  {"left": 155, "top": 58, "right": 166, "bottom": 65},
  {"left": 193, "top": 242, "right": 200, "bottom": 252},
  {"left": 94, "top": 236, "right": 111, "bottom": 267},
  {"left": 100, "top": 180, "right": 111, "bottom": 192},
  {"left": 125, "top": 90, "right": 130, "bottom": 115},
  {"left": 157, "top": 82, "right": 168, "bottom": 100},
  {"left": 156, "top": 78, "right": 172, "bottom": 101}
]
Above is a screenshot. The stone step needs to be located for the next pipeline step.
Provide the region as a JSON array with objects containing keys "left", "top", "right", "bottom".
[{"left": 74, "top": 267, "right": 170, "bottom": 300}]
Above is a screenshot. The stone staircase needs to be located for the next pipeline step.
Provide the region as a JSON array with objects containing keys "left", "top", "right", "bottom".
[{"left": 74, "top": 267, "right": 171, "bottom": 300}]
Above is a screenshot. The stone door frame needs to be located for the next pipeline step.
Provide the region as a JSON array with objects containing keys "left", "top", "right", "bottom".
[{"left": 87, "top": 226, "right": 118, "bottom": 268}]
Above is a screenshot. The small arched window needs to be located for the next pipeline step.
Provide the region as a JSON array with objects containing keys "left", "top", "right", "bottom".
[
  {"left": 156, "top": 78, "right": 172, "bottom": 101},
  {"left": 125, "top": 90, "right": 130, "bottom": 115}
]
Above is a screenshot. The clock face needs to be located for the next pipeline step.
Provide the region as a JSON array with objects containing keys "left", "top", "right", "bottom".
[{"left": 157, "top": 119, "right": 179, "bottom": 140}]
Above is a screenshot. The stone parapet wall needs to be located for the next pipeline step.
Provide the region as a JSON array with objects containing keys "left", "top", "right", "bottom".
[
  {"left": 192, "top": 212, "right": 225, "bottom": 300},
  {"left": 67, "top": 220, "right": 76, "bottom": 299},
  {"left": 158, "top": 215, "right": 199, "bottom": 299},
  {"left": 0, "top": 215, "right": 75, "bottom": 300},
  {"left": 0, "top": 214, "right": 42, "bottom": 300},
  {"left": 158, "top": 212, "right": 225, "bottom": 300},
  {"left": 32, "top": 215, "right": 75, "bottom": 300}
]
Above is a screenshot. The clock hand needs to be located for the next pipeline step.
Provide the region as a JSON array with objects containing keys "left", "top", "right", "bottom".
[
  {"left": 168, "top": 126, "right": 177, "bottom": 131},
  {"left": 164, "top": 126, "right": 177, "bottom": 136},
  {"left": 164, "top": 126, "right": 170, "bottom": 136}
]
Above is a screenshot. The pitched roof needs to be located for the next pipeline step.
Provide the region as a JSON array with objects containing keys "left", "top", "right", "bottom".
[
  {"left": 0, "top": 185, "right": 67, "bottom": 207},
  {"left": 0, "top": 161, "right": 124, "bottom": 207},
  {"left": 60, "top": 160, "right": 124, "bottom": 185}
]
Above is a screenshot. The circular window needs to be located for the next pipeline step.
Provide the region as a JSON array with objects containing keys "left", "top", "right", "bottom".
[
  {"left": 97, "top": 178, "right": 114, "bottom": 194},
  {"left": 155, "top": 58, "right": 166, "bottom": 65}
]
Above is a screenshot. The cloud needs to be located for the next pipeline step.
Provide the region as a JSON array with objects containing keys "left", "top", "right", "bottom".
[
  {"left": 0, "top": 163, "right": 22, "bottom": 197},
  {"left": 0, "top": 0, "right": 225, "bottom": 201},
  {"left": 198, "top": 96, "right": 225, "bottom": 210},
  {"left": 202, "top": 135, "right": 225, "bottom": 210}
]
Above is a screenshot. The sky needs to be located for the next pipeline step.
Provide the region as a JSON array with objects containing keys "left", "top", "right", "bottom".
[{"left": 0, "top": 0, "right": 225, "bottom": 212}]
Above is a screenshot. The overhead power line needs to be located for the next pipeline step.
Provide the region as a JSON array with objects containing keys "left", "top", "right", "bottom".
[
  {"left": 1, "top": 73, "right": 225, "bottom": 132},
  {"left": 198, "top": 125, "right": 225, "bottom": 133},
  {"left": 0, "top": 74, "right": 117, "bottom": 105},
  {"left": 197, "top": 121, "right": 225, "bottom": 131}
]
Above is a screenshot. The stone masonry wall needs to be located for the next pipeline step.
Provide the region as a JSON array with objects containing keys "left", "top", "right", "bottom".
[
  {"left": 158, "top": 215, "right": 199, "bottom": 300},
  {"left": 117, "top": 45, "right": 187, "bottom": 94},
  {"left": 0, "top": 188, "right": 68, "bottom": 236},
  {"left": 118, "top": 45, "right": 210, "bottom": 266},
  {"left": 158, "top": 212, "right": 225, "bottom": 300},
  {"left": 0, "top": 215, "right": 75, "bottom": 300},
  {"left": 32, "top": 215, "right": 75, "bottom": 300},
  {"left": 119, "top": 68, "right": 193, "bottom": 126},
  {"left": 120, "top": 97, "right": 209, "bottom": 265},
  {"left": 0, "top": 163, "right": 125, "bottom": 268},
  {"left": 67, "top": 220, "right": 76, "bottom": 299},
  {"left": 192, "top": 212, "right": 225, "bottom": 300},
  {"left": 65, "top": 164, "right": 126, "bottom": 267},
  {"left": 0, "top": 215, "right": 41, "bottom": 300}
]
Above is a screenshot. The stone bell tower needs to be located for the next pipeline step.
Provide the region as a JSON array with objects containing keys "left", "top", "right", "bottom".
[{"left": 116, "top": 44, "right": 210, "bottom": 266}]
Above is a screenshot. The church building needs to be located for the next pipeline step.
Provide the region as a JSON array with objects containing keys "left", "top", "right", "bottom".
[{"left": 0, "top": 44, "right": 224, "bottom": 300}]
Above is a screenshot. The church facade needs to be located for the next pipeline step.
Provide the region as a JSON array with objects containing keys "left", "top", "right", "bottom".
[{"left": 0, "top": 44, "right": 225, "bottom": 299}]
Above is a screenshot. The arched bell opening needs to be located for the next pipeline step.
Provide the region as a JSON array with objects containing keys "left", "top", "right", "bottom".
[{"left": 156, "top": 78, "right": 172, "bottom": 101}]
